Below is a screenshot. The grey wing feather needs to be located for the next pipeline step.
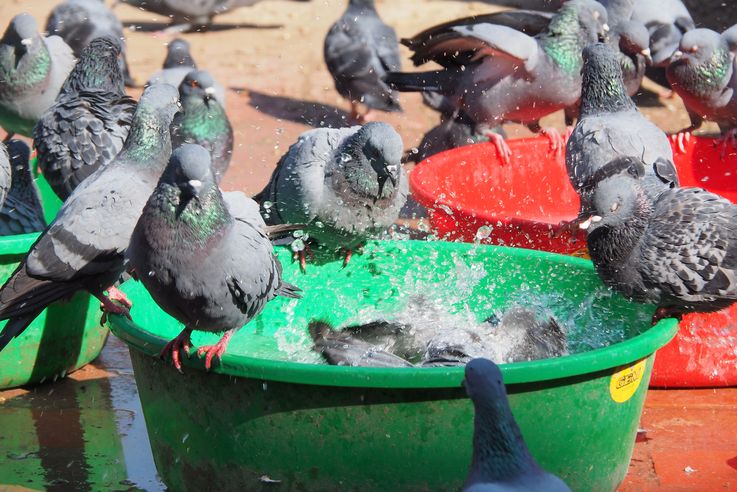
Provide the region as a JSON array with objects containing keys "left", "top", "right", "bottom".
[{"left": 641, "top": 188, "right": 737, "bottom": 301}]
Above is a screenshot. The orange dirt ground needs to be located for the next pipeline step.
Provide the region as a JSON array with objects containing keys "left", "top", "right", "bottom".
[{"left": 0, "top": 0, "right": 735, "bottom": 490}]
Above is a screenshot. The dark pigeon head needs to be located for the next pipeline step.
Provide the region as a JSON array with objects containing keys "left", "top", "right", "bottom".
[
  {"left": 1, "top": 13, "right": 41, "bottom": 58},
  {"left": 178, "top": 70, "right": 217, "bottom": 107},
  {"left": 61, "top": 36, "right": 125, "bottom": 95},
  {"left": 358, "top": 122, "right": 403, "bottom": 199},
  {"left": 579, "top": 156, "right": 648, "bottom": 233},
  {"left": 672, "top": 28, "right": 726, "bottom": 66},
  {"left": 580, "top": 42, "right": 635, "bottom": 115},
  {"left": 616, "top": 20, "right": 652, "bottom": 63},
  {"left": 463, "top": 358, "right": 506, "bottom": 406},
  {"left": 163, "top": 38, "right": 196, "bottom": 69},
  {"left": 568, "top": 0, "right": 610, "bottom": 43},
  {"left": 164, "top": 144, "right": 216, "bottom": 200}
]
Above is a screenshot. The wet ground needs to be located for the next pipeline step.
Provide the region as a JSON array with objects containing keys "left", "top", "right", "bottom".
[{"left": 0, "top": 0, "right": 736, "bottom": 490}]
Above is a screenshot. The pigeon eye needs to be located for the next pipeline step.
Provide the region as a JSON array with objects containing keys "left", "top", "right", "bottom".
[
  {"left": 610, "top": 202, "right": 619, "bottom": 212},
  {"left": 689, "top": 45, "right": 699, "bottom": 53},
  {"left": 190, "top": 80, "right": 199, "bottom": 88}
]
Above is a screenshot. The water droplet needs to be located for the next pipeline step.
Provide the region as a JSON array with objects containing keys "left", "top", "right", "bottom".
[
  {"left": 315, "top": 221, "right": 324, "bottom": 229},
  {"left": 475, "top": 225, "right": 492, "bottom": 240},
  {"left": 182, "top": 433, "right": 189, "bottom": 443},
  {"left": 291, "top": 239, "right": 305, "bottom": 252},
  {"left": 275, "top": 128, "right": 284, "bottom": 135},
  {"left": 148, "top": 270, "right": 155, "bottom": 277},
  {"left": 340, "top": 153, "right": 352, "bottom": 163},
  {"left": 263, "top": 200, "right": 273, "bottom": 210}
]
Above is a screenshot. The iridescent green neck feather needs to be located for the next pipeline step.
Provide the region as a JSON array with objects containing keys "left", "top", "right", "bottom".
[
  {"left": 176, "top": 96, "right": 230, "bottom": 141},
  {"left": 120, "top": 109, "right": 172, "bottom": 165},
  {"left": 0, "top": 42, "right": 50, "bottom": 96},
  {"left": 157, "top": 183, "right": 232, "bottom": 248},
  {"left": 540, "top": 6, "right": 585, "bottom": 74},
  {"left": 674, "top": 47, "right": 732, "bottom": 98}
]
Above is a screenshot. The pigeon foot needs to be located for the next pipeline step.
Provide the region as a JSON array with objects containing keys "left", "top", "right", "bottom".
[
  {"left": 95, "top": 292, "right": 132, "bottom": 324},
  {"left": 196, "top": 329, "right": 235, "bottom": 370},
  {"left": 716, "top": 128, "right": 737, "bottom": 159},
  {"left": 341, "top": 244, "right": 363, "bottom": 267},
  {"left": 485, "top": 132, "right": 512, "bottom": 164},
  {"left": 540, "top": 127, "right": 565, "bottom": 156},
  {"left": 107, "top": 285, "right": 132, "bottom": 309},
  {"left": 160, "top": 328, "right": 193, "bottom": 373},
  {"left": 293, "top": 243, "right": 314, "bottom": 272}
]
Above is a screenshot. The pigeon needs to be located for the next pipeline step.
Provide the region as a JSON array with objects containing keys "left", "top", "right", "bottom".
[
  {"left": 629, "top": 0, "right": 694, "bottom": 93},
  {"left": 146, "top": 38, "right": 226, "bottom": 105},
  {"left": 45, "top": 0, "right": 134, "bottom": 86},
  {"left": 666, "top": 28, "right": 737, "bottom": 156},
  {"left": 0, "top": 13, "right": 75, "bottom": 139},
  {"left": 413, "top": 112, "right": 495, "bottom": 163},
  {"left": 579, "top": 155, "right": 737, "bottom": 324},
  {"left": 127, "top": 144, "right": 301, "bottom": 371},
  {"left": 117, "top": 0, "right": 310, "bottom": 33},
  {"left": 171, "top": 70, "right": 233, "bottom": 183},
  {"left": 462, "top": 358, "right": 571, "bottom": 492},
  {"left": 0, "top": 141, "right": 11, "bottom": 209},
  {"left": 309, "top": 306, "right": 568, "bottom": 368},
  {"left": 609, "top": 19, "right": 652, "bottom": 97},
  {"left": 385, "top": 0, "right": 609, "bottom": 162},
  {"left": 254, "top": 122, "right": 407, "bottom": 270},
  {"left": 324, "top": 0, "right": 402, "bottom": 122},
  {"left": 33, "top": 36, "right": 136, "bottom": 201},
  {"left": 0, "top": 140, "right": 45, "bottom": 236},
  {"left": 566, "top": 43, "right": 678, "bottom": 221},
  {"left": 0, "top": 84, "right": 180, "bottom": 353}
]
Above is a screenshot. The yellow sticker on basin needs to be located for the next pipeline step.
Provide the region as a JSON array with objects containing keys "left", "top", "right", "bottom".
[{"left": 610, "top": 359, "right": 647, "bottom": 403}]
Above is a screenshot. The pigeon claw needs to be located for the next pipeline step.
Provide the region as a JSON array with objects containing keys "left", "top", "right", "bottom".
[
  {"left": 107, "top": 285, "right": 133, "bottom": 309},
  {"left": 196, "top": 330, "right": 235, "bottom": 371},
  {"left": 716, "top": 128, "right": 737, "bottom": 159},
  {"left": 540, "top": 127, "right": 566, "bottom": 156},
  {"left": 160, "top": 329, "right": 193, "bottom": 373},
  {"left": 671, "top": 131, "right": 691, "bottom": 154},
  {"left": 96, "top": 292, "right": 132, "bottom": 325},
  {"left": 486, "top": 132, "right": 512, "bottom": 164}
]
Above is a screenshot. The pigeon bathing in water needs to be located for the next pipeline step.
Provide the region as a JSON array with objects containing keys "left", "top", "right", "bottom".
[
  {"left": 385, "top": 0, "right": 609, "bottom": 163},
  {"left": 566, "top": 43, "right": 678, "bottom": 223},
  {"left": 0, "top": 84, "right": 181, "bottom": 354},
  {"left": 579, "top": 155, "right": 737, "bottom": 324},
  {"left": 0, "top": 13, "right": 75, "bottom": 139},
  {"left": 462, "top": 358, "right": 571, "bottom": 492},
  {"left": 0, "top": 140, "right": 45, "bottom": 236},
  {"left": 666, "top": 28, "right": 737, "bottom": 157},
  {"left": 309, "top": 306, "right": 568, "bottom": 368},
  {"left": 127, "top": 144, "right": 301, "bottom": 372},
  {"left": 171, "top": 70, "right": 233, "bottom": 183},
  {"left": 254, "top": 122, "right": 407, "bottom": 270},
  {"left": 324, "top": 0, "right": 402, "bottom": 123},
  {"left": 45, "top": 0, "right": 134, "bottom": 86},
  {"left": 34, "top": 36, "right": 136, "bottom": 201},
  {"left": 146, "top": 38, "right": 226, "bottom": 105}
]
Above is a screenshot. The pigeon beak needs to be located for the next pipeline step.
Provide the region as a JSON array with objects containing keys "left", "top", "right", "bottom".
[
  {"left": 579, "top": 215, "right": 603, "bottom": 230},
  {"left": 671, "top": 50, "right": 684, "bottom": 61},
  {"left": 187, "top": 179, "right": 203, "bottom": 196},
  {"left": 641, "top": 48, "right": 653, "bottom": 65},
  {"left": 602, "top": 23, "right": 610, "bottom": 33},
  {"left": 20, "top": 38, "right": 32, "bottom": 47}
]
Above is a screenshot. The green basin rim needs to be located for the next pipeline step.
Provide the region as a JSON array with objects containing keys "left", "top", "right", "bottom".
[
  {"left": 109, "top": 243, "right": 680, "bottom": 389},
  {"left": 0, "top": 232, "right": 41, "bottom": 255}
]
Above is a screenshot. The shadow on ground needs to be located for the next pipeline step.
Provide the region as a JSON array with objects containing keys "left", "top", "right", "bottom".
[{"left": 245, "top": 90, "right": 351, "bottom": 128}]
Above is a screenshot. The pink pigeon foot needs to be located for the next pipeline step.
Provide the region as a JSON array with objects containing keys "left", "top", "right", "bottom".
[
  {"left": 671, "top": 131, "right": 691, "bottom": 154},
  {"left": 95, "top": 292, "right": 132, "bottom": 324},
  {"left": 107, "top": 285, "right": 132, "bottom": 309},
  {"left": 341, "top": 244, "right": 362, "bottom": 267},
  {"left": 196, "top": 329, "right": 235, "bottom": 370},
  {"left": 716, "top": 128, "right": 737, "bottom": 159},
  {"left": 540, "top": 127, "right": 565, "bottom": 156},
  {"left": 486, "top": 132, "right": 512, "bottom": 164},
  {"left": 160, "top": 328, "right": 193, "bottom": 373}
]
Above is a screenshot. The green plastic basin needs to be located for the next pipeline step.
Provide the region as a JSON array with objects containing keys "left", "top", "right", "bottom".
[
  {"left": 109, "top": 240, "right": 678, "bottom": 492},
  {"left": 0, "top": 171, "right": 108, "bottom": 389}
]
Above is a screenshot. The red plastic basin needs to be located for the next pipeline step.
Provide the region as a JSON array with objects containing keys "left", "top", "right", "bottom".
[{"left": 410, "top": 134, "right": 737, "bottom": 387}]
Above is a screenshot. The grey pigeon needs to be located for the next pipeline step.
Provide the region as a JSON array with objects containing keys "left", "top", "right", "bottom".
[
  {"left": 0, "top": 141, "right": 11, "bottom": 209},
  {"left": 45, "top": 0, "right": 134, "bottom": 86},
  {"left": 666, "top": 28, "right": 737, "bottom": 155},
  {"left": 632, "top": 0, "right": 694, "bottom": 66},
  {"left": 128, "top": 144, "right": 301, "bottom": 371},
  {"left": 146, "top": 38, "right": 226, "bottom": 105},
  {"left": 324, "top": 0, "right": 402, "bottom": 122},
  {"left": 254, "top": 122, "right": 407, "bottom": 269},
  {"left": 566, "top": 43, "right": 678, "bottom": 220},
  {"left": 309, "top": 306, "right": 568, "bottom": 368},
  {"left": 462, "top": 358, "right": 571, "bottom": 492},
  {"left": 117, "top": 0, "right": 310, "bottom": 33},
  {"left": 0, "top": 140, "right": 45, "bottom": 236},
  {"left": 0, "top": 13, "right": 75, "bottom": 138},
  {"left": 580, "top": 155, "right": 737, "bottom": 324},
  {"left": 385, "top": 0, "right": 609, "bottom": 162},
  {"left": 0, "top": 84, "right": 180, "bottom": 353},
  {"left": 413, "top": 113, "right": 494, "bottom": 163},
  {"left": 34, "top": 36, "right": 136, "bottom": 201},
  {"left": 609, "top": 19, "right": 652, "bottom": 97},
  {"left": 171, "top": 70, "right": 233, "bottom": 183}
]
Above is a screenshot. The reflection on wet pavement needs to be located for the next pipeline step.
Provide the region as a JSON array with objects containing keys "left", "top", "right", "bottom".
[{"left": 0, "top": 336, "right": 165, "bottom": 491}]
